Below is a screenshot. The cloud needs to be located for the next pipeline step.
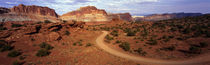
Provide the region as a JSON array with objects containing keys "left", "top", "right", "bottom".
[{"left": 5, "top": 2, "right": 18, "bottom": 4}]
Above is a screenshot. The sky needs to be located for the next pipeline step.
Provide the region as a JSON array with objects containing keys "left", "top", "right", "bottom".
[{"left": 0, "top": 0, "right": 210, "bottom": 15}]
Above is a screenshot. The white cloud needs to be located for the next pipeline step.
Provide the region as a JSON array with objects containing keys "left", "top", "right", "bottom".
[
  {"left": 5, "top": 2, "right": 18, "bottom": 4},
  {"left": 54, "top": 0, "right": 75, "bottom": 4}
]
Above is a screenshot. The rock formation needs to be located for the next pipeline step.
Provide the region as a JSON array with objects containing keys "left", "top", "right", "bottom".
[
  {"left": 0, "top": 7, "right": 10, "bottom": 14},
  {"left": 0, "top": 4, "right": 59, "bottom": 22},
  {"left": 61, "top": 6, "right": 109, "bottom": 22},
  {"left": 134, "top": 13, "right": 203, "bottom": 21},
  {"left": 109, "top": 13, "right": 133, "bottom": 22},
  {"left": 10, "top": 4, "right": 58, "bottom": 18}
]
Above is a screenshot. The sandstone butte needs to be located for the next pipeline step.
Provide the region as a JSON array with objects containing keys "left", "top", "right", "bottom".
[
  {"left": 61, "top": 6, "right": 110, "bottom": 22},
  {"left": 10, "top": 4, "right": 58, "bottom": 18},
  {"left": 0, "top": 4, "right": 133, "bottom": 22}
]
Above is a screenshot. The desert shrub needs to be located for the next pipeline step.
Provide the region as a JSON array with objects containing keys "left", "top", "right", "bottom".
[
  {"left": 86, "top": 43, "right": 92, "bottom": 47},
  {"left": 168, "top": 35, "right": 174, "bottom": 38},
  {"left": 189, "top": 45, "right": 201, "bottom": 54},
  {"left": 36, "top": 49, "right": 51, "bottom": 57},
  {"left": 31, "top": 38, "right": 35, "bottom": 41},
  {"left": 170, "top": 27, "right": 177, "bottom": 32},
  {"left": 119, "top": 42, "right": 130, "bottom": 51},
  {"left": 160, "top": 46, "right": 176, "bottom": 51},
  {"left": 13, "top": 60, "right": 23, "bottom": 65},
  {"left": 100, "top": 27, "right": 110, "bottom": 31},
  {"left": 44, "top": 20, "right": 52, "bottom": 23},
  {"left": 176, "top": 25, "right": 184, "bottom": 29},
  {"left": 7, "top": 50, "right": 21, "bottom": 57},
  {"left": 63, "top": 20, "right": 67, "bottom": 23},
  {"left": 78, "top": 42, "right": 83, "bottom": 46},
  {"left": 146, "top": 38, "right": 157, "bottom": 45},
  {"left": 206, "top": 31, "right": 210, "bottom": 37},
  {"left": 73, "top": 41, "right": 83, "bottom": 46},
  {"left": 135, "top": 48, "right": 147, "bottom": 56},
  {"left": 39, "top": 42, "right": 53, "bottom": 50},
  {"left": 73, "top": 43, "right": 77, "bottom": 46},
  {"left": 36, "top": 21, "right": 42, "bottom": 24},
  {"left": 127, "top": 31, "right": 136, "bottom": 36},
  {"left": 0, "top": 27, "right": 7, "bottom": 31},
  {"left": 19, "top": 56, "right": 26, "bottom": 60},
  {"left": 12, "top": 24, "right": 23, "bottom": 28},
  {"left": 65, "top": 31, "right": 70, "bottom": 35},
  {"left": 116, "top": 40, "right": 121, "bottom": 43},
  {"left": 182, "top": 28, "right": 191, "bottom": 34},
  {"left": 200, "top": 42, "right": 208, "bottom": 48},
  {"left": 110, "top": 30, "right": 119, "bottom": 36},
  {"left": 0, "top": 44, "right": 13, "bottom": 52},
  {"left": 105, "top": 35, "right": 113, "bottom": 40}
]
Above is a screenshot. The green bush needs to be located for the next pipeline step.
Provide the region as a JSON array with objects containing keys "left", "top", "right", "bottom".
[
  {"left": 119, "top": 42, "right": 130, "bottom": 51},
  {"left": 116, "top": 40, "right": 121, "bottom": 43},
  {"left": 189, "top": 45, "right": 201, "bottom": 54},
  {"left": 146, "top": 38, "right": 157, "bottom": 45},
  {"left": 110, "top": 30, "right": 119, "bottom": 36},
  {"left": 39, "top": 42, "right": 53, "bottom": 50},
  {"left": 160, "top": 46, "right": 176, "bottom": 51},
  {"left": 182, "top": 28, "right": 191, "bottom": 34},
  {"left": 127, "top": 31, "right": 136, "bottom": 36},
  {"left": 0, "top": 27, "right": 7, "bottom": 31},
  {"left": 36, "top": 49, "right": 51, "bottom": 57},
  {"left": 206, "top": 31, "right": 210, "bottom": 37},
  {"left": 0, "top": 44, "right": 13, "bottom": 52},
  {"left": 105, "top": 35, "right": 114, "bottom": 40},
  {"left": 200, "top": 42, "right": 208, "bottom": 48},
  {"left": 86, "top": 43, "right": 92, "bottom": 47},
  {"left": 44, "top": 20, "right": 52, "bottom": 23},
  {"left": 7, "top": 50, "right": 21, "bottom": 57},
  {"left": 65, "top": 31, "right": 70, "bottom": 35},
  {"left": 12, "top": 24, "right": 23, "bottom": 28},
  {"left": 13, "top": 60, "right": 23, "bottom": 65},
  {"left": 135, "top": 48, "right": 147, "bottom": 56}
]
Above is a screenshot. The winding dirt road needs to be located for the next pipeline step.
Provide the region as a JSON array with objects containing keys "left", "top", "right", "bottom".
[{"left": 96, "top": 31, "right": 210, "bottom": 65}]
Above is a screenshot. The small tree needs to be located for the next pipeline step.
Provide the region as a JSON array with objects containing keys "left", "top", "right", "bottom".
[
  {"left": 119, "top": 42, "right": 130, "bottom": 51},
  {"left": 36, "top": 49, "right": 51, "bottom": 57},
  {"left": 65, "top": 31, "right": 70, "bottom": 35},
  {"left": 110, "top": 30, "right": 119, "bottom": 36},
  {"left": 39, "top": 42, "right": 54, "bottom": 50},
  {"left": 146, "top": 38, "right": 157, "bottom": 45},
  {"left": 7, "top": 50, "right": 21, "bottom": 57},
  {"left": 105, "top": 35, "right": 113, "bottom": 40}
]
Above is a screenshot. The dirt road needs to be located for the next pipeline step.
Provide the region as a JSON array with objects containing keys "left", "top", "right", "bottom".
[{"left": 95, "top": 31, "right": 210, "bottom": 65}]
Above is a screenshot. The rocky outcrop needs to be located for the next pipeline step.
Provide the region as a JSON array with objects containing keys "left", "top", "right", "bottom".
[
  {"left": 109, "top": 13, "right": 133, "bottom": 22},
  {"left": 0, "top": 7, "right": 10, "bottom": 14},
  {"left": 61, "top": 6, "right": 109, "bottom": 22},
  {"left": 11, "top": 4, "right": 58, "bottom": 18},
  {"left": 134, "top": 13, "right": 203, "bottom": 21},
  {"left": 0, "top": 4, "right": 59, "bottom": 22}
]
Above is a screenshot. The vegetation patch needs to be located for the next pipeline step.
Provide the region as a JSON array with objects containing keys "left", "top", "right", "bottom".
[
  {"left": 12, "top": 24, "right": 23, "bottom": 28},
  {"left": 146, "top": 38, "right": 157, "bottom": 45},
  {"left": 36, "top": 49, "right": 51, "bottom": 57},
  {"left": 7, "top": 50, "right": 21, "bottom": 57},
  {"left": 119, "top": 42, "right": 130, "bottom": 51}
]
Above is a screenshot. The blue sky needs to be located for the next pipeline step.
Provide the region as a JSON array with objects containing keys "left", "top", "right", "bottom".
[{"left": 0, "top": 0, "right": 210, "bottom": 15}]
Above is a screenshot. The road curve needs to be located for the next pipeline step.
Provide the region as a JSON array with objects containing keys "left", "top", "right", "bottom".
[{"left": 95, "top": 31, "right": 210, "bottom": 65}]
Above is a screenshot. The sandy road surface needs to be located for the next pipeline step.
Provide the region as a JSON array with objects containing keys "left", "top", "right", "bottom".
[{"left": 95, "top": 31, "right": 210, "bottom": 65}]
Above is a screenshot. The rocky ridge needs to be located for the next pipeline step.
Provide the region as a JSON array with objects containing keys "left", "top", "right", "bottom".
[{"left": 61, "top": 6, "right": 110, "bottom": 22}]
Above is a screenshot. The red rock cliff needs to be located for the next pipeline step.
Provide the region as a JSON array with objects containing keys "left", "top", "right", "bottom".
[
  {"left": 61, "top": 6, "right": 109, "bottom": 22},
  {"left": 11, "top": 4, "right": 58, "bottom": 18},
  {"left": 0, "top": 7, "right": 10, "bottom": 14}
]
